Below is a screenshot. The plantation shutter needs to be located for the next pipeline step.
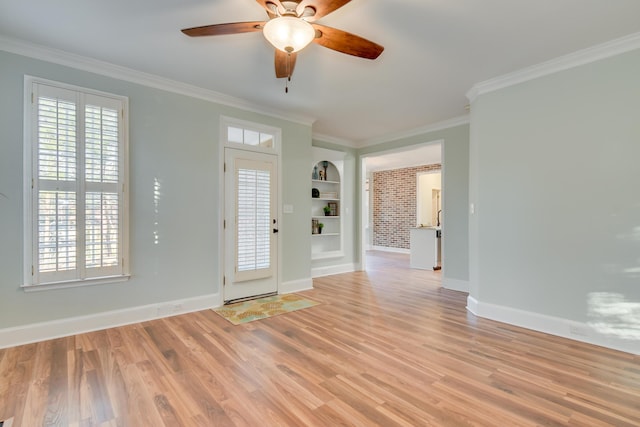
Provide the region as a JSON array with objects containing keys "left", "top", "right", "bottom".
[
  {"left": 235, "top": 159, "right": 274, "bottom": 282},
  {"left": 31, "top": 82, "right": 126, "bottom": 286},
  {"left": 84, "top": 95, "right": 122, "bottom": 278},
  {"left": 35, "top": 86, "right": 79, "bottom": 283}
]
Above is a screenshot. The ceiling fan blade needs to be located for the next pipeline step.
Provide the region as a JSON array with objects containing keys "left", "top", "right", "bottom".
[
  {"left": 311, "top": 24, "right": 383, "bottom": 59},
  {"left": 297, "top": 0, "right": 351, "bottom": 21},
  {"left": 181, "top": 21, "right": 265, "bottom": 37},
  {"left": 275, "top": 50, "right": 297, "bottom": 78}
]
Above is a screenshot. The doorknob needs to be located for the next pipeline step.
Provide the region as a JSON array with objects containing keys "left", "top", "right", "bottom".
[{"left": 273, "top": 228, "right": 279, "bottom": 233}]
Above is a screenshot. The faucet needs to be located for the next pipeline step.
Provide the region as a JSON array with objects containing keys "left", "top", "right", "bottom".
[{"left": 437, "top": 210, "right": 442, "bottom": 227}]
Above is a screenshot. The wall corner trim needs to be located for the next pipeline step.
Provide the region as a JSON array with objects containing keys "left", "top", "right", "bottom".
[
  {"left": 466, "top": 295, "right": 479, "bottom": 315},
  {"left": 466, "top": 31, "right": 640, "bottom": 103},
  {"left": 0, "top": 293, "right": 220, "bottom": 350}
]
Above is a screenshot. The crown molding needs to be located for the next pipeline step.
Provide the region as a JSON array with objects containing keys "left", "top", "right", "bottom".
[
  {"left": 467, "top": 31, "right": 640, "bottom": 103},
  {"left": 312, "top": 132, "right": 357, "bottom": 148},
  {"left": 355, "top": 115, "right": 470, "bottom": 149},
  {"left": 0, "top": 35, "right": 316, "bottom": 127}
]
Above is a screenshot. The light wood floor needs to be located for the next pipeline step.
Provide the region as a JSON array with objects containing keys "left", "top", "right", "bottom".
[{"left": 1, "top": 251, "right": 639, "bottom": 426}]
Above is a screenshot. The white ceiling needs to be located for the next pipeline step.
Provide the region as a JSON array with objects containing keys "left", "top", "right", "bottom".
[{"left": 2, "top": 0, "right": 640, "bottom": 145}]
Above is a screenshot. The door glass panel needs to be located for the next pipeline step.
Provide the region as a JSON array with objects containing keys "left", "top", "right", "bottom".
[{"left": 236, "top": 167, "right": 271, "bottom": 274}]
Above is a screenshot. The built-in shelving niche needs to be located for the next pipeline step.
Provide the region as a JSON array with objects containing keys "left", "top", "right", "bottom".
[{"left": 311, "top": 155, "right": 344, "bottom": 260}]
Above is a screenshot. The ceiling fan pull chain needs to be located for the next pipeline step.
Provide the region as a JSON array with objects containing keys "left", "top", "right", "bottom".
[{"left": 285, "top": 52, "right": 291, "bottom": 93}]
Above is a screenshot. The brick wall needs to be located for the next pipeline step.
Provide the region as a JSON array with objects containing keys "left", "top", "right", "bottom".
[{"left": 372, "top": 164, "right": 441, "bottom": 249}]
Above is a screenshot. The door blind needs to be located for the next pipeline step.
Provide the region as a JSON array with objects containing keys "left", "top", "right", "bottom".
[{"left": 236, "top": 168, "right": 271, "bottom": 273}]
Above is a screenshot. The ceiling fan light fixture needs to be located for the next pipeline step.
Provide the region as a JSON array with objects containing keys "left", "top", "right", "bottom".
[{"left": 263, "top": 16, "right": 315, "bottom": 53}]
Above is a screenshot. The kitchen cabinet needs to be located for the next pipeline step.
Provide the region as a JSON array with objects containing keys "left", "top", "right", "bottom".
[{"left": 410, "top": 227, "right": 441, "bottom": 270}]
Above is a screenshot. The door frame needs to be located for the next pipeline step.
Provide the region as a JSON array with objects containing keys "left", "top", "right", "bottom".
[
  {"left": 224, "top": 149, "right": 278, "bottom": 302},
  {"left": 359, "top": 139, "right": 443, "bottom": 272},
  {"left": 217, "top": 116, "right": 282, "bottom": 306}
]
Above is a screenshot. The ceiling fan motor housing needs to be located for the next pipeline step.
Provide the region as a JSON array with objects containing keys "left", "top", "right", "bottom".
[{"left": 263, "top": 15, "right": 316, "bottom": 53}]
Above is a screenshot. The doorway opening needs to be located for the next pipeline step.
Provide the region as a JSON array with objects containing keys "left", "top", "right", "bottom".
[{"left": 360, "top": 140, "right": 443, "bottom": 272}]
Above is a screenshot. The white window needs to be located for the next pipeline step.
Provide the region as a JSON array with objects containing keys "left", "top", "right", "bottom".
[
  {"left": 23, "top": 77, "right": 129, "bottom": 290},
  {"left": 227, "top": 126, "right": 274, "bottom": 149},
  {"left": 221, "top": 116, "right": 279, "bottom": 154}
]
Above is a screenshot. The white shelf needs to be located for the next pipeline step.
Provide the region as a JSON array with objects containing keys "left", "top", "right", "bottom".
[
  {"left": 311, "top": 157, "right": 343, "bottom": 259},
  {"left": 312, "top": 179, "right": 340, "bottom": 184}
]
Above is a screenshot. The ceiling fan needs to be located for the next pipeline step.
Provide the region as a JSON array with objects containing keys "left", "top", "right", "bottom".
[{"left": 181, "top": 0, "right": 384, "bottom": 83}]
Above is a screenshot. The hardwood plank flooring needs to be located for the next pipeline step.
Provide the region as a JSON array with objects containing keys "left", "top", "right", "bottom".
[{"left": 1, "top": 251, "right": 639, "bottom": 426}]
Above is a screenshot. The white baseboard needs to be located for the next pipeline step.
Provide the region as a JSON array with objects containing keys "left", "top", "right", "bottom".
[
  {"left": 466, "top": 295, "right": 479, "bottom": 314},
  {"left": 311, "top": 263, "right": 357, "bottom": 278},
  {"left": 467, "top": 296, "right": 639, "bottom": 355},
  {"left": 442, "top": 277, "right": 469, "bottom": 292},
  {"left": 279, "top": 277, "right": 314, "bottom": 294},
  {"left": 371, "top": 246, "right": 410, "bottom": 254},
  {"left": 0, "top": 293, "right": 220, "bottom": 350}
]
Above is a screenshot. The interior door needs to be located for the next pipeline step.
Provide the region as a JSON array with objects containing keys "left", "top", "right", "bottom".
[{"left": 224, "top": 148, "right": 278, "bottom": 302}]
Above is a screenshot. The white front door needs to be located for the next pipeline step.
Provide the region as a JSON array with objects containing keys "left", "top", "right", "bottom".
[{"left": 224, "top": 148, "right": 278, "bottom": 302}]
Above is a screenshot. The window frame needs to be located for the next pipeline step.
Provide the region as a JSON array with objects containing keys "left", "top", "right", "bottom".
[
  {"left": 23, "top": 76, "right": 130, "bottom": 291},
  {"left": 221, "top": 116, "right": 281, "bottom": 155}
]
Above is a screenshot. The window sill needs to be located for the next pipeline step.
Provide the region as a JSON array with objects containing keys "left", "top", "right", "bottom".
[{"left": 22, "top": 274, "right": 131, "bottom": 292}]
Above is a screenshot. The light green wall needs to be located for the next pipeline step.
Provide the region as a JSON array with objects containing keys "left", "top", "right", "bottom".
[
  {"left": 282, "top": 126, "right": 313, "bottom": 282},
  {"left": 469, "top": 49, "right": 640, "bottom": 324},
  {"left": 0, "top": 50, "right": 311, "bottom": 328},
  {"left": 357, "top": 124, "right": 470, "bottom": 283},
  {"left": 441, "top": 126, "right": 470, "bottom": 282}
]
